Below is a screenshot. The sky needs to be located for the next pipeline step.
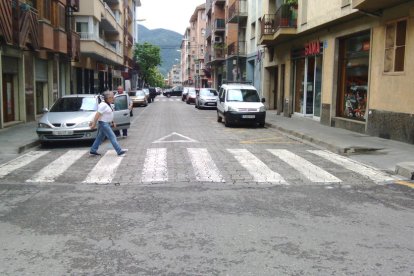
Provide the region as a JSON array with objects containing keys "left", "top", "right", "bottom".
[{"left": 138, "top": 0, "right": 205, "bottom": 35}]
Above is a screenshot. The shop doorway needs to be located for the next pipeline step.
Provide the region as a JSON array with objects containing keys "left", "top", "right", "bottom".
[
  {"left": 3, "top": 74, "right": 15, "bottom": 122},
  {"left": 273, "top": 66, "right": 279, "bottom": 110},
  {"left": 293, "top": 55, "right": 322, "bottom": 117},
  {"left": 36, "top": 82, "right": 47, "bottom": 115}
]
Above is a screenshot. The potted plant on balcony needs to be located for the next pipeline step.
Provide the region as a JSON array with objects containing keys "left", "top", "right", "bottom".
[{"left": 285, "top": 0, "right": 298, "bottom": 8}]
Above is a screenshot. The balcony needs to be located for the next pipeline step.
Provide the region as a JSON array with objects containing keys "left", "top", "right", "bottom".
[
  {"left": 101, "top": 2, "right": 121, "bottom": 34},
  {"left": 0, "top": 1, "right": 40, "bottom": 49},
  {"left": 227, "top": 41, "right": 246, "bottom": 57},
  {"left": 79, "top": 32, "right": 123, "bottom": 65},
  {"left": 352, "top": 0, "right": 408, "bottom": 13},
  {"left": 54, "top": 28, "right": 68, "bottom": 54},
  {"left": 206, "top": 0, "right": 212, "bottom": 15},
  {"left": 228, "top": 0, "right": 247, "bottom": 24},
  {"left": 68, "top": 0, "right": 80, "bottom": 12},
  {"left": 68, "top": 31, "right": 80, "bottom": 61},
  {"left": 205, "top": 25, "right": 212, "bottom": 39},
  {"left": 213, "top": 19, "right": 225, "bottom": 33},
  {"left": 259, "top": 5, "right": 297, "bottom": 45}
]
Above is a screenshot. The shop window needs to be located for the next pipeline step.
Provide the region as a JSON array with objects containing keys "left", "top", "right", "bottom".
[
  {"left": 337, "top": 32, "right": 370, "bottom": 121},
  {"left": 384, "top": 19, "right": 407, "bottom": 73}
]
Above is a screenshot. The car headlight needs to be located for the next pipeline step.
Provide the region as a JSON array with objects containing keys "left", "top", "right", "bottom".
[
  {"left": 228, "top": 106, "right": 238, "bottom": 112},
  {"left": 38, "top": 123, "right": 51, "bottom": 128},
  {"left": 259, "top": 106, "right": 266, "bottom": 112},
  {"left": 77, "top": 121, "right": 91, "bottom": 127}
]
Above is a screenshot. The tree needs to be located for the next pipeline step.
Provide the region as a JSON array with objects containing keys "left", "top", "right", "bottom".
[
  {"left": 147, "top": 67, "right": 165, "bottom": 88},
  {"left": 134, "top": 42, "right": 162, "bottom": 87}
]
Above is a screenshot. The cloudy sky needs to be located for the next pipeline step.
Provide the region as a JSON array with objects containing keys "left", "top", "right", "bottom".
[{"left": 138, "top": 0, "right": 205, "bottom": 35}]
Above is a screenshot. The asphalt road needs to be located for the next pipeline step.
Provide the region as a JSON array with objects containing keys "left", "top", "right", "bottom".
[{"left": 0, "top": 96, "right": 413, "bottom": 275}]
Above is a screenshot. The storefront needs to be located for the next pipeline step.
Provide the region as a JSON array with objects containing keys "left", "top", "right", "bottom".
[
  {"left": 292, "top": 40, "right": 323, "bottom": 118},
  {"left": 2, "top": 56, "right": 19, "bottom": 123},
  {"left": 337, "top": 31, "right": 370, "bottom": 121}
]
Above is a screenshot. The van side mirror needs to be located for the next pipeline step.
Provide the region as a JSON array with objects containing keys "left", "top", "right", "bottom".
[{"left": 261, "top": 98, "right": 266, "bottom": 103}]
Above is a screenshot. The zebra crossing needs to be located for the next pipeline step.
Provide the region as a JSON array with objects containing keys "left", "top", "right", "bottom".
[{"left": 0, "top": 148, "right": 398, "bottom": 185}]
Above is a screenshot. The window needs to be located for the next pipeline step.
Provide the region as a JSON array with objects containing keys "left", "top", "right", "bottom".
[
  {"left": 384, "top": 19, "right": 407, "bottom": 73},
  {"left": 43, "top": 0, "right": 51, "bottom": 21},
  {"left": 58, "top": 4, "right": 66, "bottom": 29},
  {"left": 76, "top": 22, "right": 88, "bottom": 33}
]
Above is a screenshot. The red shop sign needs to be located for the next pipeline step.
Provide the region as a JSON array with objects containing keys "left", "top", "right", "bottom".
[{"left": 305, "top": 41, "right": 321, "bottom": 56}]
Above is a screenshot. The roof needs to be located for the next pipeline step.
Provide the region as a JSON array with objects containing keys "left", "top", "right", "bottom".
[{"left": 190, "top": 3, "right": 206, "bottom": 22}]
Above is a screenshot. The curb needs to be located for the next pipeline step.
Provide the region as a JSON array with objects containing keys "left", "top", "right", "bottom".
[
  {"left": 18, "top": 140, "right": 40, "bottom": 154},
  {"left": 395, "top": 162, "right": 414, "bottom": 180}
]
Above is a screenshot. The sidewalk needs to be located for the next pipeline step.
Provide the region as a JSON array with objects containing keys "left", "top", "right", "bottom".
[{"left": 0, "top": 114, "right": 413, "bottom": 179}]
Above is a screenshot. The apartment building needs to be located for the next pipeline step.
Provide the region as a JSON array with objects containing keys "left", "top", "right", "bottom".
[
  {"left": 0, "top": 0, "right": 80, "bottom": 129},
  {"left": 260, "top": 0, "right": 414, "bottom": 144},
  {"left": 72, "top": 0, "right": 140, "bottom": 94},
  {"left": 191, "top": 4, "right": 207, "bottom": 88},
  {"left": 168, "top": 64, "right": 182, "bottom": 87},
  {"left": 181, "top": 27, "right": 192, "bottom": 86},
  {"left": 205, "top": 0, "right": 227, "bottom": 88}
]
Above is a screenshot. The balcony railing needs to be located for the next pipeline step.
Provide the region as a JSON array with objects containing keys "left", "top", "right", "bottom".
[
  {"left": 79, "top": 32, "right": 105, "bottom": 45},
  {"left": 260, "top": 5, "right": 297, "bottom": 36},
  {"left": 227, "top": 41, "right": 246, "bottom": 56},
  {"left": 68, "top": 31, "right": 80, "bottom": 61},
  {"left": 228, "top": 0, "right": 247, "bottom": 23},
  {"left": 214, "top": 19, "right": 225, "bottom": 31}
]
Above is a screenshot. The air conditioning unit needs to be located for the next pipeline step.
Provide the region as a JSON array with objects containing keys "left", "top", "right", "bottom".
[{"left": 214, "top": 36, "right": 223, "bottom": 43}]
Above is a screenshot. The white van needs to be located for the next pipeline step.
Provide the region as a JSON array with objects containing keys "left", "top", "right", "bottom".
[{"left": 216, "top": 83, "right": 266, "bottom": 127}]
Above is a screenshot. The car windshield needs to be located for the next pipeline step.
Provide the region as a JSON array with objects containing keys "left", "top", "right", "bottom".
[
  {"left": 136, "top": 90, "right": 145, "bottom": 96},
  {"left": 50, "top": 97, "right": 98, "bottom": 112},
  {"left": 128, "top": 92, "right": 136, "bottom": 96},
  {"left": 188, "top": 91, "right": 196, "bottom": 95},
  {"left": 200, "top": 89, "right": 218, "bottom": 96},
  {"left": 227, "top": 89, "right": 260, "bottom": 102}
]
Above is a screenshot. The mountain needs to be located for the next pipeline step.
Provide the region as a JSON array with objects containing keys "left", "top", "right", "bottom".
[{"left": 137, "top": 25, "right": 183, "bottom": 77}]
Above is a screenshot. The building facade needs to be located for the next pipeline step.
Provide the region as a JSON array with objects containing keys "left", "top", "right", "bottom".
[
  {"left": 260, "top": 0, "right": 414, "bottom": 144},
  {"left": 0, "top": 0, "right": 80, "bottom": 129}
]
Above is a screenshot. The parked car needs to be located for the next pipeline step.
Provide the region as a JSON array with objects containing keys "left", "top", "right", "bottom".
[
  {"left": 142, "top": 88, "right": 150, "bottom": 102},
  {"left": 164, "top": 86, "right": 183, "bottom": 97},
  {"left": 182, "top": 87, "right": 196, "bottom": 101},
  {"left": 216, "top": 83, "right": 266, "bottom": 127},
  {"left": 195, "top": 88, "right": 218, "bottom": 109},
  {"left": 129, "top": 90, "right": 147, "bottom": 107},
  {"left": 36, "top": 94, "right": 131, "bottom": 143},
  {"left": 155, "top": 87, "right": 162, "bottom": 95},
  {"left": 186, "top": 89, "right": 197, "bottom": 104}
]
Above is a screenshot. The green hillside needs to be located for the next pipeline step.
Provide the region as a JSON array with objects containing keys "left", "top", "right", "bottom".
[{"left": 137, "top": 25, "right": 183, "bottom": 77}]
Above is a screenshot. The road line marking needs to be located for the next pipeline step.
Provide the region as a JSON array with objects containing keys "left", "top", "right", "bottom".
[
  {"left": 83, "top": 150, "right": 123, "bottom": 184},
  {"left": 27, "top": 150, "right": 86, "bottom": 183},
  {"left": 142, "top": 148, "right": 168, "bottom": 182},
  {"left": 0, "top": 151, "right": 49, "bottom": 178},
  {"left": 227, "top": 149, "right": 288, "bottom": 184},
  {"left": 309, "top": 150, "right": 396, "bottom": 184},
  {"left": 394, "top": 181, "right": 414, "bottom": 189},
  {"left": 188, "top": 148, "right": 225, "bottom": 182},
  {"left": 268, "top": 149, "right": 342, "bottom": 183},
  {"left": 153, "top": 132, "right": 198, "bottom": 143}
]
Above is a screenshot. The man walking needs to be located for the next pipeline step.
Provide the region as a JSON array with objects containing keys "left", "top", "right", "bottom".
[{"left": 89, "top": 90, "right": 128, "bottom": 157}]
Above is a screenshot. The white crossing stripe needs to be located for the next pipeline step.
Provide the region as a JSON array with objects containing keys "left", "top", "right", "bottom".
[
  {"left": 187, "top": 148, "right": 225, "bottom": 182},
  {"left": 142, "top": 148, "right": 168, "bottom": 182},
  {"left": 309, "top": 150, "right": 396, "bottom": 183},
  {"left": 267, "top": 149, "right": 342, "bottom": 183},
  {"left": 0, "top": 151, "right": 49, "bottom": 178},
  {"left": 27, "top": 150, "right": 86, "bottom": 183},
  {"left": 228, "top": 149, "right": 288, "bottom": 184},
  {"left": 83, "top": 150, "right": 123, "bottom": 184}
]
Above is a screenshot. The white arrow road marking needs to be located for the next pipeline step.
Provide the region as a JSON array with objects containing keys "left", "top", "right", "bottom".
[
  {"left": 153, "top": 132, "right": 198, "bottom": 143},
  {"left": 228, "top": 149, "right": 288, "bottom": 184},
  {"left": 83, "top": 150, "right": 123, "bottom": 184},
  {"left": 309, "top": 150, "right": 397, "bottom": 184},
  {"left": 0, "top": 151, "right": 49, "bottom": 178},
  {"left": 188, "top": 148, "right": 225, "bottom": 182},
  {"left": 142, "top": 148, "right": 168, "bottom": 182},
  {"left": 268, "top": 149, "right": 342, "bottom": 183},
  {"left": 27, "top": 150, "right": 86, "bottom": 183}
]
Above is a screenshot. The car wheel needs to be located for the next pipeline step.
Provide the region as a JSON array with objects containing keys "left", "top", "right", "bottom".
[
  {"left": 224, "top": 114, "right": 231, "bottom": 127},
  {"left": 217, "top": 111, "right": 222, "bottom": 122},
  {"left": 167, "top": 94, "right": 171, "bottom": 98}
]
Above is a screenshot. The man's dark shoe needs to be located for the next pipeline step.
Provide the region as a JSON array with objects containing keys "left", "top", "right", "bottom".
[
  {"left": 118, "top": 149, "right": 128, "bottom": 157},
  {"left": 89, "top": 151, "right": 101, "bottom": 156}
]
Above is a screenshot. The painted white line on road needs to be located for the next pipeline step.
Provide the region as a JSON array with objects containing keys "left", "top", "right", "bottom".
[
  {"left": 309, "top": 150, "right": 397, "bottom": 184},
  {"left": 268, "top": 149, "right": 342, "bottom": 183},
  {"left": 0, "top": 151, "right": 49, "bottom": 178},
  {"left": 227, "top": 149, "right": 288, "bottom": 184},
  {"left": 188, "top": 148, "right": 225, "bottom": 182},
  {"left": 83, "top": 150, "right": 123, "bottom": 184},
  {"left": 153, "top": 132, "right": 198, "bottom": 143},
  {"left": 27, "top": 150, "right": 86, "bottom": 183},
  {"left": 142, "top": 148, "right": 168, "bottom": 182}
]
